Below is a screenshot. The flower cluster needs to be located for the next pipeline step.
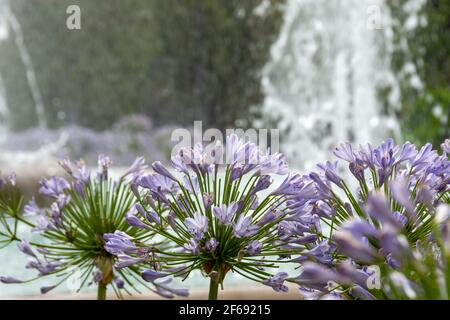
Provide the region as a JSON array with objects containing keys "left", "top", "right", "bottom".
[
  {"left": 104, "top": 134, "right": 317, "bottom": 298},
  {"left": 1, "top": 136, "right": 449, "bottom": 300},
  {"left": 0, "top": 155, "right": 186, "bottom": 299},
  {"left": 286, "top": 138, "right": 450, "bottom": 299}
]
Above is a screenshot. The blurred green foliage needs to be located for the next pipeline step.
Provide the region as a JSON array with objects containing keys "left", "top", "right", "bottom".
[
  {"left": 0, "top": 0, "right": 284, "bottom": 131},
  {"left": 388, "top": 0, "right": 450, "bottom": 147}
]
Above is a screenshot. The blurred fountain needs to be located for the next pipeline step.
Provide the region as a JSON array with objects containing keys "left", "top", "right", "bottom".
[
  {"left": 262, "top": 0, "right": 402, "bottom": 170},
  {"left": 0, "top": 0, "right": 10, "bottom": 145},
  {"left": 5, "top": 0, "right": 47, "bottom": 129},
  {"left": 0, "top": 0, "right": 58, "bottom": 173}
]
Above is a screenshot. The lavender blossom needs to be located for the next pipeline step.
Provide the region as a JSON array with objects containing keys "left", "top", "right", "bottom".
[
  {"left": 39, "top": 176, "right": 70, "bottom": 198},
  {"left": 213, "top": 203, "right": 238, "bottom": 226},
  {"left": 184, "top": 213, "right": 209, "bottom": 240},
  {"left": 233, "top": 215, "right": 258, "bottom": 238},
  {"left": 246, "top": 240, "right": 262, "bottom": 255},
  {"left": 262, "top": 272, "right": 289, "bottom": 292}
]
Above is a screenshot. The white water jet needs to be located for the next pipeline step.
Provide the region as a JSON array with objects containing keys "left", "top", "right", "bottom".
[
  {"left": 262, "top": 0, "right": 402, "bottom": 170},
  {"left": 2, "top": 0, "right": 47, "bottom": 129}
]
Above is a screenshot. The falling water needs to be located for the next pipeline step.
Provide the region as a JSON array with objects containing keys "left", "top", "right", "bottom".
[
  {"left": 262, "top": 0, "right": 402, "bottom": 170},
  {"left": 1, "top": 0, "right": 47, "bottom": 129},
  {"left": 0, "top": 0, "right": 9, "bottom": 143}
]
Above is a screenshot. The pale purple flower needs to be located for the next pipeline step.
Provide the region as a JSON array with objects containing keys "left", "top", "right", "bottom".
[
  {"left": 0, "top": 276, "right": 23, "bottom": 284},
  {"left": 213, "top": 203, "right": 238, "bottom": 226},
  {"left": 56, "top": 193, "right": 71, "bottom": 209},
  {"left": 170, "top": 154, "right": 189, "bottom": 174},
  {"left": 18, "top": 240, "right": 37, "bottom": 258},
  {"left": 203, "top": 192, "right": 214, "bottom": 211},
  {"left": 32, "top": 216, "right": 57, "bottom": 232},
  {"left": 250, "top": 175, "right": 272, "bottom": 195},
  {"left": 291, "top": 262, "right": 338, "bottom": 290},
  {"left": 138, "top": 174, "right": 179, "bottom": 198},
  {"left": 389, "top": 178, "right": 416, "bottom": 222},
  {"left": 230, "top": 164, "right": 244, "bottom": 182},
  {"left": 152, "top": 161, "right": 177, "bottom": 182},
  {"left": 262, "top": 272, "right": 289, "bottom": 292},
  {"left": 246, "top": 240, "right": 262, "bottom": 255},
  {"left": 6, "top": 173, "right": 16, "bottom": 186},
  {"left": 317, "top": 161, "right": 342, "bottom": 187},
  {"left": 153, "top": 278, "right": 189, "bottom": 298},
  {"left": 142, "top": 270, "right": 170, "bottom": 282},
  {"left": 23, "top": 198, "right": 44, "bottom": 216},
  {"left": 26, "top": 258, "right": 61, "bottom": 276},
  {"left": 367, "top": 192, "right": 404, "bottom": 229},
  {"left": 257, "top": 209, "right": 282, "bottom": 226},
  {"left": 204, "top": 238, "right": 219, "bottom": 252},
  {"left": 58, "top": 157, "right": 73, "bottom": 175},
  {"left": 340, "top": 220, "right": 378, "bottom": 239},
  {"left": 142, "top": 207, "right": 161, "bottom": 225},
  {"left": 183, "top": 175, "right": 200, "bottom": 193},
  {"left": 333, "top": 142, "right": 356, "bottom": 163},
  {"left": 93, "top": 270, "right": 103, "bottom": 283},
  {"left": 333, "top": 231, "right": 379, "bottom": 264},
  {"left": 212, "top": 140, "right": 224, "bottom": 164},
  {"left": 233, "top": 215, "right": 258, "bottom": 238},
  {"left": 115, "top": 254, "right": 146, "bottom": 269},
  {"left": 183, "top": 239, "right": 200, "bottom": 255},
  {"left": 104, "top": 231, "right": 138, "bottom": 255},
  {"left": 349, "top": 285, "right": 376, "bottom": 300},
  {"left": 39, "top": 176, "right": 70, "bottom": 198},
  {"left": 271, "top": 173, "right": 305, "bottom": 196},
  {"left": 125, "top": 205, "right": 150, "bottom": 229},
  {"left": 257, "top": 152, "right": 289, "bottom": 175},
  {"left": 184, "top": 213, "right": 209, "bottom": 240},
  {"left": 73, "top": 160, "right": 91, "bottom": 185},
  {"left": 395, "top": 142, "right": 417, "bottom": 164},
  {"left": 114, "top": 277, "right": 125, "bottom": 289},
  {"left": 97, "top": 154, "right": 112, "bottom": 181},
  {"left": 441, "top": 139, "right": 450, "bottom": 154},
  {"left": 411, "top": 143, "right": 437, "bottom": 172}
]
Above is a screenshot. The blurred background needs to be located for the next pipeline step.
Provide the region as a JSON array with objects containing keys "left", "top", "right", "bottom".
[{"left": 0, "top": 0, "right": 449, "bottom": 298}]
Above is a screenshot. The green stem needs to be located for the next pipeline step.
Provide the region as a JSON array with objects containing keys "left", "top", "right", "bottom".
[
  {"left": 97, "top": 283, "right": 107, "bottom": 300},
  {"left": 208, "top": 277, "right": 219, "bottom": 300}
]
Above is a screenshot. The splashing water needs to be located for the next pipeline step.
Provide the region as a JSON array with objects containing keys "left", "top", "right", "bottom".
[
  {"left": 0, "top": 0, "right": 47, "bottom": 129},
  {"left": 262, "top": 0, "right": 402, "bottom": 170}
]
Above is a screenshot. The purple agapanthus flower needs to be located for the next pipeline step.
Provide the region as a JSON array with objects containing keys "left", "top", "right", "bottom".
[
  {"left": 183, "top": 238, "right": 200, "bottom": 255},
  {"left": 262, "top": 272, "right": 289, "bottom": 292},
  {"left": 152, "top": 161, "right": 177, "bottom": 182},
  {"left": 213, "top": 203, "right": 238, "bottom": 226},
  {"left": 39, "top": 176, "right": 70, "bottom": 198},
  {"left": 184, "top": 213, "right": 209, "bottom": 240},
  {"left": 246, "top": 240, "right": 262, "bottom": 255},
  {"left": 23, "top": 198, "right": 44, "bottom": 216},
  {"left": 233, "top": 215, "right": 258, "bottom": 238},
  {"left": 104, "top": 231, "right": 138, "bottom": 255},
  {"left": 204, "top": 238, "right": 219, "bottom": 252},
  {"left": 125, "top": 205, "right": 150, "bottom": 229},
  {"left": 97, "top": 154, "right": 112, "bottom": 181}
]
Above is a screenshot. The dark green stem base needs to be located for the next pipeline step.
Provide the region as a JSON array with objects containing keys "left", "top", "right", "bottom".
[
  {"left": 97, "top": 283, "right": 107, "bottom": 300},
  {"left": 208, "top": 278, "right": 219, "bottom": 300}
]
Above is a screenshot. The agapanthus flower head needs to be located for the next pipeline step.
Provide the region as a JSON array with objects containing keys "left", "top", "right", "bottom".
[
  {"left": 286, "top": 139, "right": 449, "bottom": 300},
  {"left": 1, "top": 155, "right": 184, "bottom": 299},
  {"left": 105, "top": 133, "right": 308, "bottom": 298}
]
